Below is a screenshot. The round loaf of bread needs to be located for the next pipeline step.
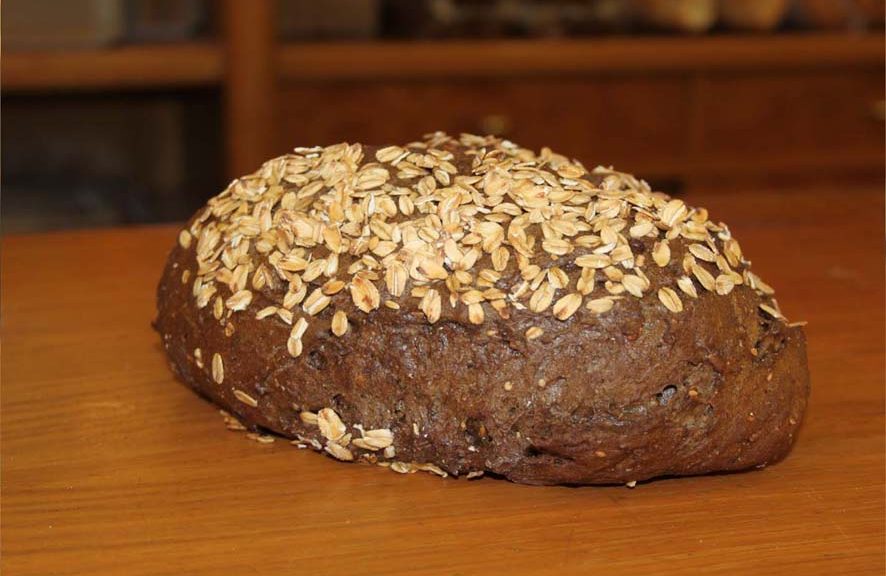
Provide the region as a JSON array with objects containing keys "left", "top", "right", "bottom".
[{"left": 155, "top": 133, "right": 809, "bottom": 485}]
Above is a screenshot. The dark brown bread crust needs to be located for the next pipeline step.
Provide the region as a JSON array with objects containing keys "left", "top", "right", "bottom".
[
  {"left": 156, "top": 236, "right": 808, "bottom": 486},
  {"left": 155, "top": 135, "right": 809, "bottom": 485}
]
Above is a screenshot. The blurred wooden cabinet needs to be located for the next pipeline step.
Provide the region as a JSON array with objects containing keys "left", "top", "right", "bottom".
[
  {"left": 4, "top": 1, "right": 883, "bottom": 200},
  {"left": 275, "top": 44, "right": 884, "bottom": 192},
  {"left": 277, "top": 77, "right": 690, "bottom": 175},
  {"left": 694, "top": 71, "right": 884, "bottom": 165}
]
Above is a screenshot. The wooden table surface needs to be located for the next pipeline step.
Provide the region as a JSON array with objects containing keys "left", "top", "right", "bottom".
[{"left": 3, "top": 188, "right": 884, "bottom": 575}]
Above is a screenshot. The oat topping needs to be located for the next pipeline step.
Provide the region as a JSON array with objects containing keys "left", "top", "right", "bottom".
[
  {"left": 525, "top": 326, "right": 544, "bottom": 340},
  {"left": 181, "top": 132, "right": 784, "bottom": 357},
  {"left": 676, "top": 276, "right": 698, "bottom": 299},
  {"left": 352, "top": 428, "right": 394, "bottom": 451},
  {"left": 657, "top": 287, "right": 683, "bottom": 313},
  {"left": 317, "top": 407, "right": 347, "bottom": 442},
  {"left": 246, "top": 432, "right": 275, "bottom": 444},
  {"left": 387, "top": 460, "right": 448, "bottom": 477},
  {"left": 324, "top": 442, "right": 354, "bottom": 461},
  {"left": 219, "top": 409, "right": 247, "bottom": 431},
  {"left": 331, "top": 309, "right": 349, "bottom": 336},
  {"left": 178, "top": 229, "right": 192, "bottom": 249},
  {"left": 299, "top": 410, "right": 318, "bottom": 425},
  {"left": 211, "top": 352, "right": 224, "bottom": 384},
  {"left": 586, "top": 296, "right": 617, "bottom": 314},
  {"left": 290, "top": 407, "right": 398, "bottom": 463},
  {"left": 233, "top": 389, "right": 258, "bottom": 407}
]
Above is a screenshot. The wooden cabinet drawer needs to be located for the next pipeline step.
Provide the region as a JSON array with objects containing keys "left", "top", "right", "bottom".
[
  {"left": 693, "top": 71, "right": 884, "bottom": 167},
  {"left": 276, "top": 69, "right": 883, "bottom": 189},
  {"left": 276, "top": 78, "right": 689, "bottom": 176}
]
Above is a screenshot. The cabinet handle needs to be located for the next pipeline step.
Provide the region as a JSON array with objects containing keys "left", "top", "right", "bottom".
[
  {"left": 871, "top": 100, "right": 885, "bottom": 122},
  {"left": 479, "top": 114, "right": 511, "bottom": 136}
]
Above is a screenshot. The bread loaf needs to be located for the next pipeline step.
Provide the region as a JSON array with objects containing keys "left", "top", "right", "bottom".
[{"left": 155, "top": 133, "right": 809, "bottom": 485}]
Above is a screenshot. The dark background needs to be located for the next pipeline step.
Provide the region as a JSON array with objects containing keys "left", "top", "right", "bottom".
[{"left": 3, "top": 0, "right": 884, "bottom": 233}]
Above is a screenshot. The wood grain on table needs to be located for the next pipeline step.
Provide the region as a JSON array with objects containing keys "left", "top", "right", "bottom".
[{"left": 2, "top": 189, "right": 884, "bottom": 575}]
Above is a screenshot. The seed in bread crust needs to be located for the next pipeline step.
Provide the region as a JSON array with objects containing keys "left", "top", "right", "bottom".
[
  {"left": 576, "top": 268, "right": 596, "bottom": 295},
  {"left": 525, "top": 326, "right": 544, "bottom": 340},
  {"left": 492, "top": 246, "right": 510, "bottom": 272},
  {"left": 468, "top": 303, "right": 485, "bottom": 325},
  {"left": 677, "top": 276, "right": 698, "bottom": 298},
  {"left": 318, "top": 408, "right": 347, "bottom": 442},
  {"left": 233, "top": 389, "right": 258, "bottom": 407},
  {"left": 759, "top": 303, "right": 783, "bottom": 319},
  {"left": 420, "top": 288, "right": 442, "bottom": 323},
  {"left": 660, "top": 199, "right": 687, "bottom": 227},
  {"left": 220, "top": 409, "right": 246, "bottom": 431},
  {"left": 692, "top": 263, "right": 716, "bottom": 292},
  {"left": 461, "top": 290, "right": 484, "bottom": 305},
  {"left": 575, "top": 254, "right": 610, "bottom": 269},
  {"left": 621, "top": 275, "right": 645, "bottom": 298},
  {"left": 226, "top": 289, "right": 253, "bottom": 311},
  {"left": 256, "top": 306, "right": 277, "bottom": 319},
  {"left": 322, "top": 279, "right": 346, "bottom": 295},
  {"left": 529, "top": 282, "right": 555, "bottom": 313},
  {"left": 325, "top": 442, "right": 354, "bottom": 461},
  {"left": 547, "top": 267, "right": 569, "bottom": 290},
  {"left": 303, "top": 288, "right": 331, "bottom": 316},
  {"left": 211, "top": 353, "right": 224, "bottom": 384},
  {"left": 586, "top": 297, "right": 615, "bottom": 314},
  {"left": 375, "top": 145, "right": 406, "bottom": 163},
  {"left": 331, "top": 310, "right": 348, "bottom": 336},
  {"left": 291, "top": 317, "right": 309, "bottom": 340},
  {"left": 724, "top": 238, "right": 743, "bottom": 267},
  {"left": 287, "top": 334, "right": 303, "bottom": 357},
  {"left": 353, "top": 428, "right": 393, "bottom": 450},
  {"left": 658, "top": 287, "right": 683, "bottom": 313},
  {"left": 247, "top": 432, "right": 275, "bottom": 444},
  {"left": 553, "top": 292, "right": 582, "bottom": 320},
  {"left": 715, "top": 274, "right": 735, "bottom": 295},
  {"left": 385, "top": 263, "right": 407, "bottom": 297},
  {"left": 350, "top": 274, "right": 381, "bottom": 313},
  {"left": 688, "top": 243, "right": 717, "bottom": 262},
  {"left": 178, "top": 229, "right": 192, "bottom": 249},
  {"left": 414, "top": 462, "right": 448, "bottom": 477},
  {"left": 652, "top": 241, "right": 670, "bottom": 267},
  {"left": 212, "top": 296, "right": 224, "bottom": 319},
  {"left": 630, "top": 220, "right": 654, "bottom": 238}
]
